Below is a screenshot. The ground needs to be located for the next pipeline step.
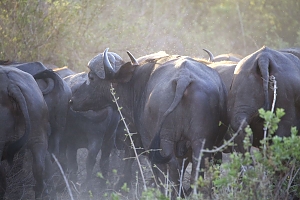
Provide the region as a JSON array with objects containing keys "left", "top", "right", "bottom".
[{"left": 4, "top": 148, "right": 175, "bottom": 200}]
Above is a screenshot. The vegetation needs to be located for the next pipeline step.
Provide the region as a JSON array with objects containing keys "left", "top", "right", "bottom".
[
  {"left": 107, "top": 92, "right": 300, "bottom": 199},
  {"left": 97, "top": 108, "right": 300, "bottom": 200},
  {"left": 209, "top": 108, "right": 300, "bottom": 200},
  {"left": 1, "top": 0, "right": 300, "bottom": 199},
  {"left": 1, "top": 0, "right": 300, "bottom": 71}
]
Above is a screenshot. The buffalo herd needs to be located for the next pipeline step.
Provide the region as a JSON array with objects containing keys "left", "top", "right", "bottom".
[{"left": 0, "top": 45, "right": 300, "bottom": 199}]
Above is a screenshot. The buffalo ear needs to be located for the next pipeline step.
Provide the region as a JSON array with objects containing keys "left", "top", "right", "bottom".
[{"left": 113, "top": 62, "right": 137, "bottom": 83}]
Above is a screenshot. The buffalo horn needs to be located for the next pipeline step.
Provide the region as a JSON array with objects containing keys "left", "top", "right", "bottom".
[
  {"left": 126, "top": 51, "right": 139, "bottom": 65},
  {"left": 203, "top": 48, "right": 214, "bottom": 62},
  {"left": 103, "top": 48, "right": 116, "bottom": 78}
]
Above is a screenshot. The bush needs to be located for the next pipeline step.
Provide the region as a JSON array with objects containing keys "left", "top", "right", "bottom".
[
  {"left": 208, "top": 108, "right": 300, "bottom": 200},
  {"left": 1, "top": 0, "right": 300, "bottom": 71}
]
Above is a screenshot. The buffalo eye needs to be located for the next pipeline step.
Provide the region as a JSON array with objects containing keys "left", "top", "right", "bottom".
[{"left": 88, "top": 72, "right": 94, "bottom": 81}]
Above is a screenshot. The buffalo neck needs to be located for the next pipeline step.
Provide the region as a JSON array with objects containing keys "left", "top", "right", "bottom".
[{"left": 114, "top": 62, "right": 155, "bottom": 127}]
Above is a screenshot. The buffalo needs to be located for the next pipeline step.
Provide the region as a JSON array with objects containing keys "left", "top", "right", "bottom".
[
  {"left": 207, "top": 61, "right": 237, "bottom": 93},
  {"left": 70, "top": 48, "right": 228, "bottom": 197},
  {"left": 0, "top": 61, "right": 72, "bottom": 158},
  {"left": 228, "top": 46, "right": 300, "bottom": 153},
  {"left": 53, "top": 66, "right": 76, "bottom": 78},
  {"left": 0, "top": 66, "right": 51, "bottom": 199},
  {"left": 60, "top": 72, "right": 120, "bottom": 187},
  {"left": 33, "top": 68, "right": 72, "bottom": 157},
  {"left": 54, "top": 69, "right": 141, "bottom": 190},
  {"left": 195, "top": 49, "right": 240, "bottom": 92}
]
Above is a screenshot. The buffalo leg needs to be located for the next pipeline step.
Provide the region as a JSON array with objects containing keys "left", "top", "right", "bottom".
[
  {"left": 30, "top": 143, "right": 48, "bottom": 199},
  {"left": 0, "top": 165, "right": 6, "bottom": 200},
  {"left": 154, "top": 156, "right": 180, "bottom": 197},
  {"left": 99, "top": 136, "right": 113, "bottom": 178},
  {"left": 66, "top": 145, "right": 79, "bottom": 182},
  {"left": 48, "top": 131, "right": 60, "bottom": 157},
  {"left": 85, "top": 139, "right": 103, "bottom": 183},
  {"left": 190, "top": 139, "right": 213, "bottom": 195},
  {"left": 45, "top": 151, "right": 57, "bottom": 199},
  {"left": 154, "top": 137, "right": 180, "bottom": 198},
  {"left": 58, "top": 137, "right": 68, "bottom": 172},
  {"left": 114, "top": 146, "right": 135, "bottom": 189}
]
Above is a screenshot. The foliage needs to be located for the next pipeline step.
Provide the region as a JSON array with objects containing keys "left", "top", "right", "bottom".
[
  {"left": 210, "top": 108, "right": 300, "bottom": 200},
  {"left": 88, "top": 107, "right": 300, "bottom": 200},
  {"left": 0, "top": 0, "right": 299, "bottom": 71},
  {"left": 141, "top": 188, "right": 169, "bottom": 200},
  {"left": 1, "top": 1, "right": 300, "bottom": 199}
]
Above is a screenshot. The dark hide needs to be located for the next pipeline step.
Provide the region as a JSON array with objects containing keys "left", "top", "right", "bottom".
[
  {"left": 70, "top": 49, "right": 228, "bottom": 196},
  {"left": 191, "top": 59, "right": 238, "bottom": 154},
  {"left": 0, "top": 62, "right": 72, "bottom": 158},
  {"left": 33, "top": 69, "right": 72, "bottom": 157},
  {"left": 53, "top": 66, "right": 76, "bottom": 78},
  {"left": 113, "top": 121, "right": 145, "bottom": 189},
  {"left": 279, "top": 47, "right": 300, "bottom": 60},
  {"left": 208, "top": 61, "right": 237, "bottom": 93},
  {"left": 7, "top": 61, "right": 47, "bottom": 75},
  {"left": 136, "top": 51, "right": 169, "bottom": 63},
  {"left": 228, "top": 46, "right": 300, "bottom": 153},
  {"left": 64, "top": 71, "right": 146, "bottom": 189},
  {"left": 0, "top": 66, "right": 50, "bottom": 199},
  {"left": 208, "top": 61, "right": 238, "bottom": 153},
  {"left": 61, "top": 72, "right": 120, "bottom": 188}
]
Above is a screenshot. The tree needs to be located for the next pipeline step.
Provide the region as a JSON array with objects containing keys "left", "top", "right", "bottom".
[{"left": 0, "top": 0, "right": 299, "bottom": 71}]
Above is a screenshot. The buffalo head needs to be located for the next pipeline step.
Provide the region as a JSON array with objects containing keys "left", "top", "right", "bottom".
[{"left": 70, "top": 48, "right": 138, "bottom": 112}]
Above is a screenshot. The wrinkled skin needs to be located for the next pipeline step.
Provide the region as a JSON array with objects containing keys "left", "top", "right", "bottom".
[
  {"left": 208, "top": 61, "right": 237, "bottom": 93},
  {"left": 33, "top": 69, "right": 72, "bottom": 159},
  {"left": 279, "top": 47, "right": 300, "bottom": 60},
  {"left": 0, "top": 66, "right": 51, "bottom": 199},
  {"left": 0, "top": 62, "right": 72, "bottom": 158},
  {"left": 191, "top": 59, "right": 238, "bottom": 153},
  {"left": 62, "top": 71, "right": 143, "bottom": 190},
  {"left": 113, "top": 121, "right": 145, "bottom": 189},
  {"left": 53, "top": 66, "right": 76, "bottom": 78},
  {"left": 59, "top": 72, "right": 120, "bottom": 189},
  {"left": 70, "top": 49, "right": 228, "bottom": 197},
  {"left": 228, "top": 46, "right": 300, "bottom": 153}
]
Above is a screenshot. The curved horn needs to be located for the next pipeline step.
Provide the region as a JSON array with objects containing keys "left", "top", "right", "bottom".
[
  {"left": 203, "top": 48, "right": 214, "bottom": 62},
  {"left": 103, "top": 48, "right": 116, "bottom": 78},
  {"left": 126, "top": 51, "right": 139, "bottom": 65}
]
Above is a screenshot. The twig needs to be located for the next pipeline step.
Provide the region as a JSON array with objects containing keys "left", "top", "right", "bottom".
[
  {"left": 110, "top": 85, "right": 147, "bottom": 191},
  {"left": 135, "top": 171, "right": 139, "bottom": 199},
  {"left": 178, "top": 158, "right": 187, "bottom": 198},
  {"left": 166, "top": 167, "right": 169, "bottom": 198},
  {"left": 52, "top": 154, "right": 74, "bottom": 200},
  {"left": 263, "top": 75, "right": 277, "bottom": 154},
  {"left": 145, "top": 159, "right": 159, "bottom": 187},
  {"left": 286, "top": 164, "right": 300, "bottom": 195},
  {"left": 153, "top": 164, "right": 178, "bottom": 196},
  {"left": 203, "top": 119, "right": 246, "bottom": 154},
  {"left": 270, "top": 75, "right": 277, "bottom": 113},
  {"left": 193, "top": 139, "right": 206, "bottom": 196},
  {"left": 193, "top": 118, "right": 246, "bottom": 195}
]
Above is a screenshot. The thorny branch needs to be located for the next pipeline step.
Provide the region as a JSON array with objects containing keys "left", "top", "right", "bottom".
[
  {"left": 193, "top": 118, "right": 246, "bottom": 195},
  {"left": 263, "top": 75, "right": 277, "bottom": 153},
  {"left": 110, "top": 84, "right": 147, "bottom": 191},
  {"left": 52, "top": 154, "right": 74, "bottom": 200}
]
